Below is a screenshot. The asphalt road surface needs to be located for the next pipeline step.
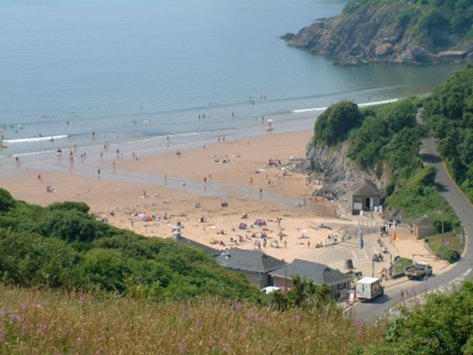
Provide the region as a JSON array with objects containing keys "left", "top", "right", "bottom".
[{"left": 353, "top": 136, "right": 473, "bottom": 321}]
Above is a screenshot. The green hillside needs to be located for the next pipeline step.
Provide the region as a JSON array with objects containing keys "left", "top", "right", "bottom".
[
  {"left": 285, "top": 0, "right": 473, "bottom": 65},
  {"left": 0, "top": 189, "right": 260, "bottom": 301},
  {"left": 423, "top": 63, "right": 473, "bottom": 201}
]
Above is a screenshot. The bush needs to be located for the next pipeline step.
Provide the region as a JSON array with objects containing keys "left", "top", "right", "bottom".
[
  {"left": 314, "top": 100, "right": 361, "bottom": 146},
  {"left": 48, "top": 201, "right": 90, "bottom": 214},
  {"left": 437, "top": 246, "right": 461, "bottom": 263},
  {"left": 0, "top": 188, "right": 15, "bottom": 213}
]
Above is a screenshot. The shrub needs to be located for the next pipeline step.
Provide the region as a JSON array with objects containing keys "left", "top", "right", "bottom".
[
  {"left": 437, "top": 246, "right": 461, "bottom": 263},
  {"left": 0, "top": 188, "right": 15, "bottom": 213}
]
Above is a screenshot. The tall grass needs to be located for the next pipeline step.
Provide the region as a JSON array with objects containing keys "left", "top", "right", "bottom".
[{"left": 0, "top": 286, "right": 386, "bottom": 354}]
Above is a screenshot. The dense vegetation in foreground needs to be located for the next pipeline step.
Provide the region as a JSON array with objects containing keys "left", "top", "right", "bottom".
[
  {"left": 0, "top": 189, "right": 259, "bottom": 301},
  {"left": 1, "top": 281, "right": 473, "bottom": 353}
]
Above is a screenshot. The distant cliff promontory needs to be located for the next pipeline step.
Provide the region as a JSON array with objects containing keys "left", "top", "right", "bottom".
[{"left": 282, "top": 0, "right": 473, "bottom": 65}]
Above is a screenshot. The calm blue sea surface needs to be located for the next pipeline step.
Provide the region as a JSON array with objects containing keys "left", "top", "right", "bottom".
[{"left": 0, "top": 0, "right": 464, "bottom": 157}]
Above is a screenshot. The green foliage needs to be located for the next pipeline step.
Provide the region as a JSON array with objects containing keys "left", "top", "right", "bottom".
[
  {"left": 270, "top": 276, "right": 333, "bottom": 311},
  {"left": 436, "top": 246, "right": 461, "bottom": 263},
  {"left": 81, "top": 248, "right": 131, "bottom": 293},
  {"left": 314, "top": 100, "right": 361, "bottom": 146},
  {"left": 0, "top": 190, "right": 261, "bottom": 301},
  {"left": 348, "top": 98, "right": 422, "bottom": 182},
  {"left": 424, "top": 64, "right": 473, "bottom": 204},
  {"left": 342, "top": 0, "right": 473, "bottom": 49},
  {"left": 48, "top": 201, "right": 90, "bottom": 214},
  {"left": 0, "top": 188, "right": 15, "bottom": 213},
  {"left": 385, "top": 167, "right": 460, "bottom": 229},
  {"left": 385, "top": 281, "right": 473, "bottom": 354},
  {"left": 0, "top": 229, "right": 82, "bottom": 288}
]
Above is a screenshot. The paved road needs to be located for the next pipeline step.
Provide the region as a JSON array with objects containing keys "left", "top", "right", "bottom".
[{"left": 353, "top": 136, "right": 473, "bottom": 320}]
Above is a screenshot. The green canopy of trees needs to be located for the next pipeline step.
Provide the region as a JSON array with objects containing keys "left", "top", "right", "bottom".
[
  {"left": 423, "top": 63, "right": 473, "bottom": 202},
  {"left": 313, "top": 100, "right": 361, "bottom": 146}
]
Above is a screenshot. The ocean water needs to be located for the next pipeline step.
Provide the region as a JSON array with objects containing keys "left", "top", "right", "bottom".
[{"left": 0, "top": 0, "right": 464, "bottom": 159}]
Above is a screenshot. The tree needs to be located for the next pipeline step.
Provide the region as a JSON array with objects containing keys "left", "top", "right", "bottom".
[
  {"left": 314, "top": 100, "right": 361, "bottom": 146},
  {"left": 0, "top": 188, "right": 15, "bottom": 213}
]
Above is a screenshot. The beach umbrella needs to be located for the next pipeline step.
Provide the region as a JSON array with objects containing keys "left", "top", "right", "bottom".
[{"left": 254, "top": 219, "right": 266, "bottom": 226}]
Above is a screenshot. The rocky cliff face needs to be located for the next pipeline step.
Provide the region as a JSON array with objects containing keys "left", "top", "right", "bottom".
[
  {"left": 282, "top": 1, "right": 473, "bottom": 66},
  {"left": 300, "top": 142, "right": 388, "bottom": 202}
]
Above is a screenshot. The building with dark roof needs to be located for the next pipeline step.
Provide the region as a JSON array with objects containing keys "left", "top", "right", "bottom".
[
  {"left": 270, "top": 259, "right": 352, "bottom": 300},
  {"left": 215, "top": 248, "right": 287, "bottom": 288},
  {"left": 351, "top": 179, "right": 381, "bottom": 215},
  {"left": 413, "top": 215, "right": 437, "bottom": 239}
]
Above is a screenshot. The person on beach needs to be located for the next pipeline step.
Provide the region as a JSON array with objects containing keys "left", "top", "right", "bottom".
[
  {"left": 98, "top": 168, "right": 101, "bottom": 179},
  {"left": 259, "top": 187, "right": 263, "bottom": 200}
]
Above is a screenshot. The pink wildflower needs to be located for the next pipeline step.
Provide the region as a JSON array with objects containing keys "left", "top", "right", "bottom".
[
  {"left": 234, "top": 301, "right": 241, "bottom": 312},
  {"left": 40, "top": 322, "right": 48, "bottom": 337},
  {"left": 179, "top": 342, "right": 185, "bottom": 354},
  {"left": 295, "top": 314, "right": 302, "bottom": 323},
  {"left": 195, "top": 318, "right": 202, "bottom": 328},
  {"left": 357, "top": 327, "right": 363, "bottom": 338},
  {"left": 22, "top": 323, "right": 30, "bottom": 334},
  {"left": 79, "top": 292, "right": 86, "bottom": 306},
  {"left": 247, "top": 311, "right": 254, "bottom": 321}
]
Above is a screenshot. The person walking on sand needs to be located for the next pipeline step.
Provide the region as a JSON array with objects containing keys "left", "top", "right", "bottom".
[
  {"left": 97, "top": 168, "right": 101, "bottom": 179},
  {"left": 259, "top": 187, "right": 263, "bottom": 200}
]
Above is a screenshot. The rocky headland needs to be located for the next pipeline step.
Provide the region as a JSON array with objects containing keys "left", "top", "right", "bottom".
[{"left": 282, "top": 0, "right": 473, "bottom": 66}]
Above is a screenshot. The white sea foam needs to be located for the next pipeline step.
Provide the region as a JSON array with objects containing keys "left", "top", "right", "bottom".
[
  {"left": 291, "top": 98, "right": 400, "bottom": 114},
  {"left": 3, "top": 134, "right": 68, "bottom": 144}
]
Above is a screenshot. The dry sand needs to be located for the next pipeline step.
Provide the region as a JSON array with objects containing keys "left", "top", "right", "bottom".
[{"left": 0, "top": 129, "right": 445, "bottom": 273}]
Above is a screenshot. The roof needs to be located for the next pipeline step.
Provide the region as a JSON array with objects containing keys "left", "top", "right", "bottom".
[
  {"left": 175, "top": 237, "right": 221, "bottom": 257},
  {"left": 413, "top": 215, "right": 433, "bottom": 226},
  {"left": 215, "top": 248, "right": 286, "bottom": 274},
  {"left": 270, "top": 259, "right": 351, "bottom": 285},
  {"left": 351, "top": 179, "right": 380, "bottom": 197},
  {"left": 357, "top": 277, "right": 380, "bottom": 284}
]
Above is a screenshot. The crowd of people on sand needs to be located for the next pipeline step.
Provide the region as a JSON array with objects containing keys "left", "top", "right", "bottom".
[{"left": 201, "top": 210, "right": 343, "bottom": 251}]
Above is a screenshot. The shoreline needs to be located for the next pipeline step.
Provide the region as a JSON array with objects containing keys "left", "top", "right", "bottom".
[{"left": 0, "top": 96, "right": 407, "bottom": 161}]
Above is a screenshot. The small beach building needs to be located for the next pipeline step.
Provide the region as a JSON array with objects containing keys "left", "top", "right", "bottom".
[
  {"left": 413, "top": 215, "right": 437, "bottom": 240},
  {"left": 215, "top": 248, "right": 286, "bottom": 288},
  {"left": 351, "top": 179, "right": 381, "bottom": 215},
  {"left": 269, "top": 259, "right": 352, "bottom": 300}
]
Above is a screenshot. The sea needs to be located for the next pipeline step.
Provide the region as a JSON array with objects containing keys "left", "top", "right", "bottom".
[{"left": 0, "top": 0, "right": 465, "bottom": 161}]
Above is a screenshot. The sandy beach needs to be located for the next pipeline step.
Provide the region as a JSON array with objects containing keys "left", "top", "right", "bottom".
[{"left": 0, "top": 129, "right": 445, "bottom": 274}]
